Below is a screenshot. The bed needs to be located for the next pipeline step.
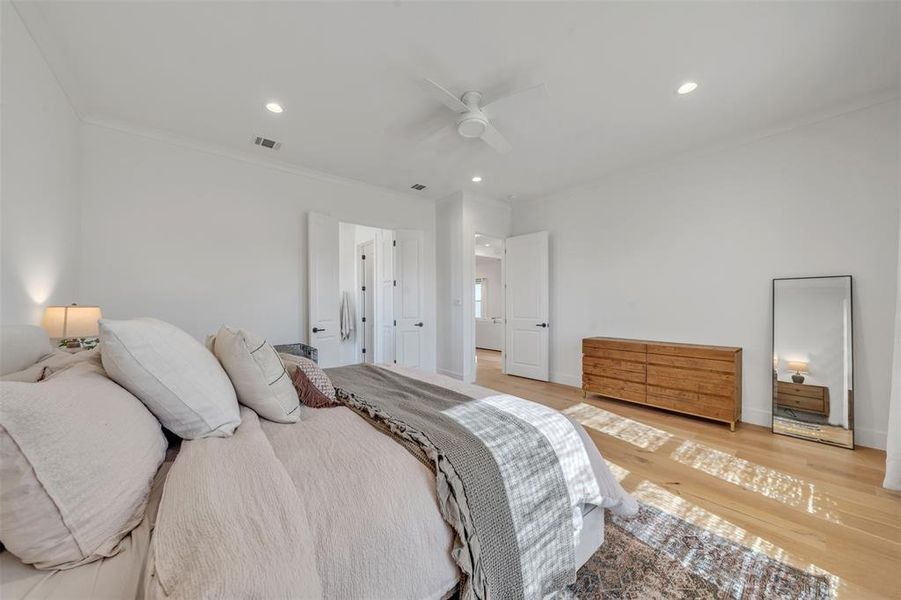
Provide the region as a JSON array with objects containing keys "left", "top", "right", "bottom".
[{"left": 0, "top": 325, "right": 635, "bottom": 600}]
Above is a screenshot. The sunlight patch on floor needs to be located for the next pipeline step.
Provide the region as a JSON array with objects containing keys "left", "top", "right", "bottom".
[
  {"left": 604, "top": 459, "right": 630, "bottom": 483},
  {"left": 631, "top": 480, "right": 840, "bottom": 595},
  {"left": 670, "top": 439, "right": 842, "bottom": 524},
  {"left": 564, "top": 403, "right": 673, "bottom": 451}
]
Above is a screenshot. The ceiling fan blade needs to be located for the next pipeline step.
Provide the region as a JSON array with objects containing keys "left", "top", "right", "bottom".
[
  {"left": 419, "top": 79, "right": 469, "bottom": 113},
  {"left": 482, "top": 83, "right": 547, "bottom": 116},
  {"left": 480, "top": 123, "right": 512, "bottom": 154}
]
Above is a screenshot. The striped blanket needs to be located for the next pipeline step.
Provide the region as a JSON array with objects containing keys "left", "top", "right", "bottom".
[{"left": 327, "top": 364, "right": 626, "bottom": 600}]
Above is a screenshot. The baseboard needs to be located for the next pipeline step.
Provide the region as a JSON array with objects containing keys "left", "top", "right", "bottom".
[
  {"left": 437, "top": 368, "right": 463, "bottom": 380},
  {"left": 854, "top": 427, "right": 887, "bottom": 450},
  {"left": 740, "top": 408, "right": 771, "bottom": 428},
  {"left": 550, "top": 372, "right": 581, "bottom": 388}
]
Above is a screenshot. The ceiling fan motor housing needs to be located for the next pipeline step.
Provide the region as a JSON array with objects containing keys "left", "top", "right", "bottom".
[{"left": 457, "top": 90, "right": 487, "bottom": 138}]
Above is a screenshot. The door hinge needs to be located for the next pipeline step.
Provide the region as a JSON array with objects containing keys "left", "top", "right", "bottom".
[
  {"left": 393, "top": 359, "right": 397, "bottom": 364},
  {"left": 362, "top": 348, "right": 366, "bottom": 354},
  {"left": 361, "top": 317, "right": 366, "bottom": 323},
  {"left": 393, "top": 320, "right": 397, "bottom": 326},
  {"left": 361, "top": 285, "right": 366, "bottom": 291},
  {"left": 393, "top": 240, "right": 396, "bottom": 247},
  {"left": 361, "top": 254, "right": 366, "bottom": 260},
  {"left": 393, "top": 280, "right": 397, "bottom": 287}
]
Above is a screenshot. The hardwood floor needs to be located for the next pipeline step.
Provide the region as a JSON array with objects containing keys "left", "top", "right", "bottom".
[{"left": 475, "top": 349, "right": 901, "bottom": 599}]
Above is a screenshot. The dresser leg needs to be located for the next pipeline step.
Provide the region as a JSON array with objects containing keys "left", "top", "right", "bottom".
[
  {"left": 730, "top": 421, "right": 736, "bottom": 432},
  {"left": 582, "top": 389, "right": 587, "bottom": 399}
]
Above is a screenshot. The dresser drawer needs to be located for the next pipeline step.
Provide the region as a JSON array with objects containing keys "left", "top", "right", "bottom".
[
  {"left": 646, "top": 343, "right": 738, "bottom": 362},
  {"left": 582, "top": 345, "right": 646, "bottom": 363},
  {"left": 776, "top": 382, "right": 825, "bottom": 399},
  {"left": 583, "top": 338, "right": 647, "bottom": 353},
  {"left": 646, "top": 352, "right": 737, "bottom": 374},
  {"left": 582, "top": 360, "right": 646, "bottom": 383},
  {"left": 777, "top": 393, "right": 826, "bottom": 414},
  {"left": 646, "top": 365, "right": 735, "bottom": 396},
  {"left": 583, "top": 374, "right": 646, "bottom": 403}
]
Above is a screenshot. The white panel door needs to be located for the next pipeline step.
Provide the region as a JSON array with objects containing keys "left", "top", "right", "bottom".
[
  {"left": 307, "top": 212, "right": 341, "bottom": 367},
  {"left": 394, "top": 229, "right": 424, "bottom": 369},
  {"left": 504, "top": 231, "right": 549, "bottom": 380}
]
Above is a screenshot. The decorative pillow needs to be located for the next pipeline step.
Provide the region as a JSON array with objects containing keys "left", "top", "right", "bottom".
[
  {"left": 0, "top": 363, "right": 167, "bottom": 569},
  {"left": 279, "top": 353, "right": 336, "bottom": 401},
  {"left": 100, "top": 318, "right": 240, "bottom": 439},
  {"left": 289, "top": 366, "right": 336, "bottom": 408},
  {"left": 211, "top": 326, "right": 300, "bottom": 423}
]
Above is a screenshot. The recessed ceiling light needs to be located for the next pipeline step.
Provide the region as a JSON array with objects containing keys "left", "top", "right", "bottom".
[
  {"left": 676, "top": 81, "right": 698, "bottom": 95},
  {"left": 265, "top": 102, "right": 284, "bottom": 114},
  {"left": 484, "top": 243, "right": 491, "bottom": 247},
  {"left": 471, "top": 176, "right": 482, "bottom": 183}
]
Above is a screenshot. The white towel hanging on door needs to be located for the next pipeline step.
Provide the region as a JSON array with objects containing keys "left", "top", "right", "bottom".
[{"left": 340, "top": 292, "right": 355, "bottom": 341}]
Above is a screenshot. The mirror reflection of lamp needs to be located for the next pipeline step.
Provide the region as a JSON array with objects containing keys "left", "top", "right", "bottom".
[
  {"left": 788, "top": 360, "right": 808, "bottom": 384},
  {"left": 42, "top": 304, "right": 102, "bottom": 349}
]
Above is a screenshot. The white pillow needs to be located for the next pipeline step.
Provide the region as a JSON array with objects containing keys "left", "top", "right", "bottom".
[
  {"left": 212, "top": 326, "right": 300, "bottom": 423},
  {"left": 0, "top": 363, "right": 167, "bottom": 569},
  {"left": 100, "top": 318, "right": 240, "bottom": 439}
]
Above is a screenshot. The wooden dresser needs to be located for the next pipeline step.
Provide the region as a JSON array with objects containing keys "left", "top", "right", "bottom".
[
  {"left": 775, "top": 381, "right": 829, "bottom": 416},
  {"left": 582, "top": 337, "right": 743, "bottom": 430}
]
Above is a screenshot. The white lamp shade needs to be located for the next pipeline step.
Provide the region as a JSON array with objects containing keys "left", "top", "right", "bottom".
[
  {"left": 42, "top": 305, "right": 102, "bottom": 338},
  {"left": 788, "top": 360, "right": 809, "bottom": 373}
]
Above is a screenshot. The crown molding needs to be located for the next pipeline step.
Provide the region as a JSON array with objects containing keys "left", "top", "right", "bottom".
[{"left": 81, "top": 113, "right": 432, "bottom": 203}]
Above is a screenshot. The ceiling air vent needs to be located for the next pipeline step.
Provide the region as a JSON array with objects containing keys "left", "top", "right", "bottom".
[
  {"left": 410, "top": 183, "right": 427, "bottom": 191},
  {"left": 251, "top": 135, "right": 282, "bottom": 151}
]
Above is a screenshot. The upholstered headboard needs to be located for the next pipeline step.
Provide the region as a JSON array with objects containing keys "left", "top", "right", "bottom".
[{"left": 0, "top": 325, "right": 53, "bottom": 376}]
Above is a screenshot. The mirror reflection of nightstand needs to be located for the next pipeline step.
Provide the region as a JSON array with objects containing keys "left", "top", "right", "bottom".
[{"left": 776, "top": 380, "right": 829, "bottom": 416}]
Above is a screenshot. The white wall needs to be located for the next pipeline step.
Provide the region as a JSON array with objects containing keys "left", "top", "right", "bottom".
[
  {"left": 1, "top": 4, "right": 82, "bottom": 325},
  {"left": 513, "top": 101, "right": 900, "bottom": 449},
  {"left": 78, "top": 122, "right": 437, "bottom": 370},
  {"left": 436, "top": 193, "right": 512, "bottom": 379},
  {"left": 436, "top": 193, "right": 465, "bottom": 378}
]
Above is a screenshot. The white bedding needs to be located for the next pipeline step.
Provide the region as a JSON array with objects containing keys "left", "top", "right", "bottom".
[
  {"left": 1, "top": 364, "right": 633, "bottom": 600},
  {"left": 147, "top": 365, "right": 635, "bottom": 600},
  {"left": 0, "top": 461, "right": 171, "bottom": 600}
]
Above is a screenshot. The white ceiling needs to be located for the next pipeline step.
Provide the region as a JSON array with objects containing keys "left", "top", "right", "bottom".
[
  {"left": 17, "top": 1, "right": 899, "bottom": 201},
  {"left": 475, "top": 234, "right": 503, "bottom": 258}
]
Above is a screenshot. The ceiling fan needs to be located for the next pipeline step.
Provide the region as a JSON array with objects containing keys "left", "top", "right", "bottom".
[{"left": 418, "top": 79, "right": 547, "bottom": 154}]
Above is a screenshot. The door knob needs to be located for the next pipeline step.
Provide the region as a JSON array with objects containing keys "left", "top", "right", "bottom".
[
  {"left": 535, "top": 322, "right": 548, "bottom": 328},
  {"left": 312, "top": 327, "right": 326, "bottom": 333},
  {"left": 414, "top": 322, "right": 424, "bottom": 327}
]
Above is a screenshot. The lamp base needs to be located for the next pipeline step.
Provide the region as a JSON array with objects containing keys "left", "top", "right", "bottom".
[{"left": 791, "top": 373, "right": 805, "bottom": 384}]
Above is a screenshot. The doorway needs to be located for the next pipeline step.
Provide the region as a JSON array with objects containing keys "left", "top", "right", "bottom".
[
  {"left": 308, "top": 212, "right": 426, "bottom": 369},
  {"left": 474, "top": 233, "right": 504, "bottom": 376}
]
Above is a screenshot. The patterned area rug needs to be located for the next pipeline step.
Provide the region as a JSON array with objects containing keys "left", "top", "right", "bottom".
[{"left": 571, "top": 504, "right": 830, "bottom": 599}]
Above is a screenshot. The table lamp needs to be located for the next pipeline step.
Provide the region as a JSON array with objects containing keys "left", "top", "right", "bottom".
[
  {"left": 42, "top": 304, "right": 102, "bottom": 348},
  {"left": 788, "top": 360, "right": 808, "bottom": 384}
]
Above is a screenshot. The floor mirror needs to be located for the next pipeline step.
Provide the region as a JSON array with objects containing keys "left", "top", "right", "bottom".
[{"left": 772, "top": 276, "right": 854, "bottom": 448}]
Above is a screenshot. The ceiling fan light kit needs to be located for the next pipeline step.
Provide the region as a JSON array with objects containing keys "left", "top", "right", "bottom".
[
  {"left": 457, "top": 91, "right": 488, "bottom": 138},
  {"left": 420, "top": 78, "right": 546, "bottom": 154}
]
